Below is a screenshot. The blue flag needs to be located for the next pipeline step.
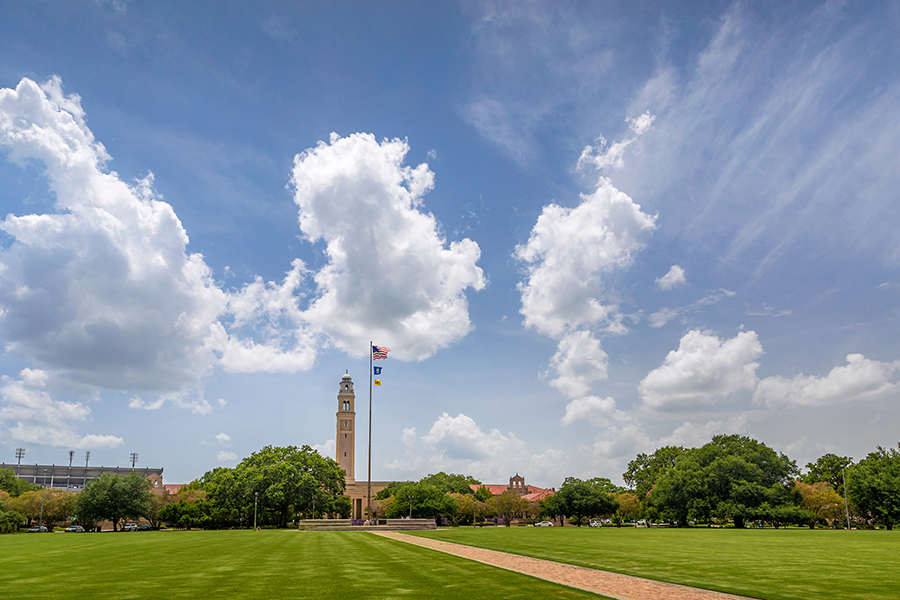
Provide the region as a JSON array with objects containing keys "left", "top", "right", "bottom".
[{"left": 373, "top": 366, "right": 382, "bottom": 375}]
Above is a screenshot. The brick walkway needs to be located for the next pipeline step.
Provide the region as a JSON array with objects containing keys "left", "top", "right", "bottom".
[{"left": 371, "top": 531, "right": 757, "bottom": 600}]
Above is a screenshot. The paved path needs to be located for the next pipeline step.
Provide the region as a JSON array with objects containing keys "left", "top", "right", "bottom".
[{"left": 371, "top": 531, "right": 757, "bottom": 600}]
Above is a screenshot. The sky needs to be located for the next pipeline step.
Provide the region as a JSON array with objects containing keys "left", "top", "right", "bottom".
[{"left": 1, "top": 0, "right": 899, "bottom": 488}]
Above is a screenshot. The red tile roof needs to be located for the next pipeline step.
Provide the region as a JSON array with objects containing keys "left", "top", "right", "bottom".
[
  {"left": 163, "top": 484, "right": 185, "bottom": 495},
  {"left": 469, "top": 483, "right": 555, "bottom": 500}
]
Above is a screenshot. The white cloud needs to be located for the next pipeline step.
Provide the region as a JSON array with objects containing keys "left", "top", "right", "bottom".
[
  {"left": 515, "top": 176, "right": 656, "bottom": 397},
  {"left": 548, "top": 331, "right": 609, "bottom": 398},
  {"left": 0, "top": 78, "right": 485, "bottom": 407},
  {"left": 561, "top": 395, "right": 634, "bottom": 427},
  {"left": 217, "top": 398, "right": 227, "bottom": 407},
  {"left": 0, "top": 369, "right": 122, "bottom": 448},
  {"left": 285, "top": 133, "right": 486, "bottom": 361},
  {"left": 388, "top": 412, "right": 562, "bottom": 484},
  {"left": 627, "top": 111, "right": 656, "bottom": 136},
  {"left": 215, "top": 432, "right": 231, "bottom": 445},
  {"left": 657, "top": 415, "right": 749, "bottom": 448},
  {"left": 312, "top": 439, "right": 335, "bottom": 457},
  {"left": 655, "top": 265, "right": 686, "bottom": 290},
  {"left": 0, "top": 77, "right": 228, "bottom": 391},
  {"left": 639, "top": 330, "right": 763, "bottom": 411},
  {"left": 753, "top": 354, "right": 900, "bottom": 408},
  {"left": 216, "top": 451, "right": 238, "bottom": 462},
  {"left": 516, "top": 179, "right": 656, "bottom": 338},
  {"left": 128, "top": 391, "right": 212, "bottom": 415}
]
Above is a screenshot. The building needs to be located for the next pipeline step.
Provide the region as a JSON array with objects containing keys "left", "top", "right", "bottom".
[
  {"left": 335, "top": 371, "right": 392, "bottom": 519},
  {"left": 0, "top": 462, "right": 164, "bottom": 494},
  {"left": 469, "top": 473, "right": 555, "bottom": 502}
]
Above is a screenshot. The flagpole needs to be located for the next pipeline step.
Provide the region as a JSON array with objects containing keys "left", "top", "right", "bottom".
[{"left": 367, "top": 340, "right": 373, "bottom": 521}]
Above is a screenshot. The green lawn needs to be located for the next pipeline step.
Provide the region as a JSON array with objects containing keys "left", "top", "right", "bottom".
[
  {"left": 0, "top": 529, "right": 605, "bottom": 600},
  {"left": 411, "top": 526, "right": 898, "bottom": 600}
]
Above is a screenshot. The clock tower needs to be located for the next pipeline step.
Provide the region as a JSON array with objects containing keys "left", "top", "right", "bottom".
[{"left": 335, "top": 371, "right": 355, "bottom": 483}]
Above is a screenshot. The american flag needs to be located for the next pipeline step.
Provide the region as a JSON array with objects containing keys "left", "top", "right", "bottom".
[{"left": 372, "top": 345, "right": 390, "bottom": 359}]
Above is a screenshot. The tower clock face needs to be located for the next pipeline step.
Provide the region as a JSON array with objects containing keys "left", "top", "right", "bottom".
[{"left": 340, "top": 420, "right": 352, "bottom": 431}]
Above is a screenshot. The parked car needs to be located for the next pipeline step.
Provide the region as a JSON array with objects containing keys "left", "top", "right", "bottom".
[
  {"left": 122, "top": 523, "right": 138, "bottom": 531},
  {"left": 27, "top": 526, "right": 48, "bottom": 533},
  {"left": 589, "top": 520, "right": 603, "bottom": 527},
  {"left": 137, "top": 524, "right": 153, "bottom": 531},
  {"left": 535, "top": 521, "right": 554, "bottom": 527},
  {"left": 64, "top": 525, "right": 84, "bottom": 532}
]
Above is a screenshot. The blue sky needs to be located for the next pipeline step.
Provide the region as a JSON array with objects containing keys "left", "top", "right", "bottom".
[{"left": 1, "top": 1, "right": 899, "bottom": 487}]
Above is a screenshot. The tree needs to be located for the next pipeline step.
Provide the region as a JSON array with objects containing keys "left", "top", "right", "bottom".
[
  {"left": 648, "top": 435, "right": 799, "bottom": 528},
  {"left": 73, "top": 472, "right": 153, "bottom": 531},
  {"left": 624, "top": 446, "right": 685, "bottom": 498},
  {"left": 448, "top": 492, "right": 475, "bottom": 526},
  {"left": 794, "top": 481, "right": 844, "bottom": 528},
  {"left": 557, "top": 477, "right": 618, "bottom": 526},
  {"left": 540, "top": 493, "right": 565, "bottom": 525},
  {"left": 847, "top": 445, "right": 900, "bottom": 530},
  {"left": 145, "top": 493, "right": 167, "bottom": 529},
  {"left": 0, "top": 509, "right": 24, "bottom": 533},
  {"left": 802, "top": 454, "right": 854, "bottom": 492},
  {"left": 614, "top": 492, "right": 641, "bottom": 526},
  {"left": 214, "top": 445, "right": 346, "bottom": 528},
  {"left": 385, "top": 482, "right": 456, "bottom": 520},
  {"left": 332, "top": 495, "right": 352, "bottom": 519},
  {"left": 474, "top": 486, "right": 493, "bottom": 503},
  {"left": 0, "top": 468, "right": 37, "bottom": 497},
  {"left": 418, "top": 472, "right": 480, "bottom": 495},
  {"left": 490, "top": 490, "right": 522, "bottom": 526}
]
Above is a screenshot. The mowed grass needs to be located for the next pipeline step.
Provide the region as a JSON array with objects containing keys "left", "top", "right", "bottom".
[
  {"left": 0, "top": 529, "right": 607, "bottom": 600},
  {"left": 411, "top": 526, "right": 899, "bottom": 600}
]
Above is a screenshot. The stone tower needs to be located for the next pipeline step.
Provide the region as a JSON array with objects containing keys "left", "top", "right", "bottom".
[{"left": 335, "top": 372, "right": 356, "bottom": 483}]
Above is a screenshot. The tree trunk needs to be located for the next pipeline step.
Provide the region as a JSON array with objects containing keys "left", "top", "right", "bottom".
[
  {"left": 733, "top": 515, "right": 744, "bottom": 529},
  {"left": 809, "top": 521, "right": 816, "bottom": 529}
]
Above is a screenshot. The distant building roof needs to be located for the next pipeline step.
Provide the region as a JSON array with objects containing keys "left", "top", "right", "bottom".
[
  {"left": 469, "top": 481, "right": 555, "bottom": 500},
  {"left": 163, "top": 484, "right": 185, "bottom": 495}
]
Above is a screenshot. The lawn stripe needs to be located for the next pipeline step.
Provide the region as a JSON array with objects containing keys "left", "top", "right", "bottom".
[{"left": 373, "top": 530, "right": 758, "bottom": 600}]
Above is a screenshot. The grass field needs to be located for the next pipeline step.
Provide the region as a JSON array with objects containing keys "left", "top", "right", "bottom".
[
  {"left": 411, "top": 526, "right": 899, "bottom": 600},
  {"left": 0, "top": 529, "right": 605, "bottom": 600}
]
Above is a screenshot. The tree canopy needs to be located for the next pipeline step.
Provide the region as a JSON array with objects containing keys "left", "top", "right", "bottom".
[
  {"left": 0, "top": 467, "right": 37, "bottom": 497},
  {"left": 646, "top": 435, "right": 799, "bottom": 528},
  {"left": 203, "top": 445, "right": 346, "bottom": 528},
  {"left": 556, "top": 477, "right": 618, "bottom": 526},
  {"left": 847, "top": 444, "right": 900, "bottom": 530},
  {"left": 73, "top": 472, "right": 153, "bottom": 531}
]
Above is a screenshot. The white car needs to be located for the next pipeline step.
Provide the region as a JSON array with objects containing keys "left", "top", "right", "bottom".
[
  {"left": 535, "top": 521, "right": 554, "bottom": 527},
  {"left": 122, "top": 523, "right": 138, "bottom": 531}
]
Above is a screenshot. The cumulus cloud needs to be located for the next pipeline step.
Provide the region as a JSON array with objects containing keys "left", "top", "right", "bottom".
[
  {"left": 389, "top": 412, "right": 563, "bottom": 484},
  {"left": 215, "top": 432, "right": 231, "bottom": 445},
  {"left": 0, "top": 369, "right": 122, "bottom": 448},
  {"left": 312, "top": 439, "right": 335, "bottom": 457},
  {"left": 753, "top": 354, "right": 900, "bottom": 408},
  {"left": 0, "top": 77, "right": 228, "bottom": 391},
  {"left": 547, "top": 331, "right": 609, "bottom": 398},
  {"left": 561, "top": 395, "right": 633, "bottom": 427},
  {"left": 639, "top": 330, "right": 763, "bottom": 411},
  {"left": 515, "top": 174, "right": 656, "bottom": 397},
  {"left": 515, "top": 178, "right": 656, "bottom": 337},
  {"left": 216, "top": 451, "right": 238, "bottom": 462},
  {"left": 0, "top": 78, "right": 485, "bottom": 435},
  {"left": 286, "top": 133, "right": 486, "bottom": 361},
  {"left": 655, "top": 265, "right": 686, "bottom": 290},
  {"left": 657, "top": 415, "right": 749, "bottom": 447}
]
